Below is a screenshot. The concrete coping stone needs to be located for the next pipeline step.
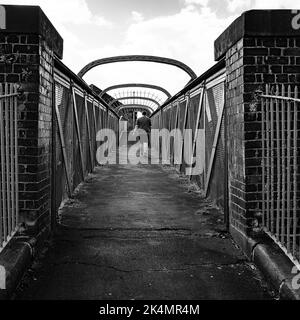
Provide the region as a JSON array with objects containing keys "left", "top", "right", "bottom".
[
  {"left": 0, "top": 4, "right": 63, "bottom": 58},
  {"left": 214, "top": 10, "right": 300, "bottom": 61}
]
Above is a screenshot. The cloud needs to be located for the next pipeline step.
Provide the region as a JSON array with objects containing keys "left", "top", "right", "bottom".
[
  {"left": 184, "top": 0, "right": 209, "bottom": 6},
  {"left": 132, "top": 11, "right": 144, "bottom": 23},
  {"left": 227, "top": 0, "right": 251, "bottom": 13},
  {"left": 123, "top": 8, "right": 224, "bottom": 73},
  {"left": 3, "top": 0, "right": 113, "bottom": 79},
  {"left": 3, "top": 0, "right": 298, "bottom": 99},
  {"left": 251, "top": 0, "right": 298, "bottom": 9},
  {"left": 186, "top": 0, "right": 298, "bottom": 17},
  {"left": 82, "top": 0, "right": 299, "bottom": 98},
  {"left": 3, "top": 0, "right": 112, "bottom": 26},
  {"left": 82, "top": 3, "right": 232, "bottom": 95}
]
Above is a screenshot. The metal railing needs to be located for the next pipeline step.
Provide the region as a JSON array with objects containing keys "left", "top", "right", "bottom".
[
  {"left": 0, "top": 84, "right": 19, "bottom": 251},
  {"left": 260, "top": 84, "right": 300, "bottom": 266},
  {"left": 150, "top": 65, "right": 226, "bottom": 208},
  {"left": 53, "top": 64, "right": 119, "bottom": 214}
]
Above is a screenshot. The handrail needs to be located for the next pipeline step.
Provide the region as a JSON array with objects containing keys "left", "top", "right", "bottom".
[
  {"left": 54, "top": 57, "right": 119, "bottom": 118},
  {"left": 259, "top": 93, "right": 300, "bottom": 103},
  {"left": 150, "top": 58, "right": 225, "bottom": 117},
  {"left": 0, "top": 93, "right": 20, "bottom": 99}
]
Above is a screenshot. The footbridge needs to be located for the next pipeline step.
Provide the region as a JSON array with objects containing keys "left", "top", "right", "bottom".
[{"left": 0, "top": 6, "right": 300, "bottom": 300}]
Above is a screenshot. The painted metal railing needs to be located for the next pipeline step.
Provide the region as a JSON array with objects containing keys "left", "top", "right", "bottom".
[
  {"left": 0, "top": 84, "right": 19, "bottom": 251},
  {"left": 53, "top": 64, "right": 119, "bottom": 215},
  {"left": 260, "top": 84, "right": 300, "bottom": 266},
  {"left": 150, "top": 65, "right": 226, "bottom": 208}
]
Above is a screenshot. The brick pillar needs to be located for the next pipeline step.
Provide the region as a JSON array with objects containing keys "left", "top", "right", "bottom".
[
  {"left": 0, "top": 5, "right": 63, "bottom": 238},
  {"left": 214, "top": 10, "right": 300, "bottom": 252}
]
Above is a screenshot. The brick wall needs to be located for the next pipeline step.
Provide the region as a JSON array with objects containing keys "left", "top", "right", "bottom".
[
  {"left": 215, "top": 10, "right": 300, "bottom": 245},
  {"left": 0, "top": 33, "right": 54, "bottom": 236},
  {"left": 226, "top": 35, "right": 300, "bottom": 238},
  {"left": 0, "top": 5, "right": 63, "bottom": 239},
  {"left": 225, "top": 38, "right": 247, "bottom": 234}
]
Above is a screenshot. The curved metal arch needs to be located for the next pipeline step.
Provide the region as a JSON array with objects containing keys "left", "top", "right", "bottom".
[
  {"left": 110, "top": 96, "right": 160, "bottom": 108},
  {"left": 99, "top": 83, "right": 172, "bottom": 99},
  {"left": 78, "top": 55, "right": 197, "bottom": 80},
  {"left": 117, "top": 104, "right": 154, "bottom": 114}
]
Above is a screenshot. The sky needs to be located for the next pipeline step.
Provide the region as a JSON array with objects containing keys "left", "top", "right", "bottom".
[{"left": 3, "top": 0, "right": 300, "bottom": 103}]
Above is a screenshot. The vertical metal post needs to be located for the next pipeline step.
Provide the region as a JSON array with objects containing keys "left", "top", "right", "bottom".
[
  {"left": 106, "top": 108, "right": 109, "bottom": 130},
  {"left": 266, "top": 85, "right": 270, "bottom": 231},
  {"left": 0, "top": 85, "right": 4, "bottom": 244},
  {"left": 5, "top": 83, "right": 11, "bottom": 237},
  {"left": 100, "top": 106, "right": 103, "bottom": 131},
  {"left": 270, "top": 93, "right": 274, "bottom": 233},
  {"left": 261, "top": 92, "right": 265, "bottom": 227},
  {"left": 172, "top": 106, "right": 179, "bottom": 161},
  {"left": 293, "top": 86, "right": 298, "bottom": 256},
  {"left": 71, "top": 86, "right": 85, "bottom": 180},
  {"left": 189, "top": 83, "right": 205, "bottom": 179},
  {"left": 168, "top": 105, "right": 172, "bottom": 131},
  {"left": 275, "top": 85, "right": 280, "bottom": 237},
  {"left": 204, "top": 92, "right": 207, "bottom": 183},
  {"left": 132, "top": 110, "right": 135, "bottom": 129},
  {"left": 159, "top": 107, "right": 163, "bottom": 130},
  {"left": 15, "top": 87, "right": 19, "bottom": 227},
  {"left": 84, "top": 94, "right": 94, "bottom": 171},
  {"left": 180, "top": 93, "right": 190, "bottom": 171},
  {"left": 286, "top": 85, "right": 291, "bottom": 251},
  {"left": 204, "top": 93, "right": 226, "bottom": 197},
  {"left": 55, "top": 84, "right": 72, "bottom": 197},
  {"left": 92, "top": 100, "right": 97, "bottom": 134},
  {"left": 174, "top": 102, "right": 179, "bottom": 130},
  {"left": 9, "top": 85, "right": 15, "bottom": 231},
  {"left": 92, "top": 100, "right": 97, "bottom": 165},
  {"left": 281, "top": 84, "right": 286, "bottom": 245}
]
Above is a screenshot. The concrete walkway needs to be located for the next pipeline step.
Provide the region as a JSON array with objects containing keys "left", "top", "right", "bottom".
[{"left": 15, "top": 161, "right": 273, "bottom": 300}]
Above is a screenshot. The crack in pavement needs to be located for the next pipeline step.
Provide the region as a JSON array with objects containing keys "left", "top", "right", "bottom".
[
  {"left": 55, "top": 231, "right": 228, "bottom": 241},
  {"left": 56, "top": 233, "right": 221, "bottom": 241},
  {"left": 58, "top": 226, "right": 193, "bottom": 232},
  {"left": 48, "top": 259, "right": 248, "bottom": 273}
]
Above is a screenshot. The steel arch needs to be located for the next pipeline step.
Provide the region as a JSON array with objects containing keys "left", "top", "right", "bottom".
[
  {"left": 99, "top": 83, "right": 172, "bottom": 99},
  {"left": 78, "top": 55, "right": 197, "bottom": 80},
  {"left": 110, "top": 96, "right": 160, "bottom": 108},
  {"left": 117, "top": 104, "right": 154, "bottom": 113}
]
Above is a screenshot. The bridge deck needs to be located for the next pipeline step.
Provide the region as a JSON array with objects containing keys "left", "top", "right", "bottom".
[{"left": 15, "top": 160, "right": 272, "bottom": 300}]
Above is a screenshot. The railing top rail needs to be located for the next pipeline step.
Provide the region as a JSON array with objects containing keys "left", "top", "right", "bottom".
[
  {"left": 54, "top": 57, "right": 119, "bottom": 118},
  {"left": 150, "top": 58, "right": 225, "bottom": 117},
  {"left": 259, "top": 93, "right": 300, "bottom": 103},
  {"left": 0, "top": 93, "right": 20, "bottom": 100}
]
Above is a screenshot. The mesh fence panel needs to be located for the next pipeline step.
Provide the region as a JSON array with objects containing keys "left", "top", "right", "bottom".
[
  {"left": 55, "top": 83, "right": 74, "bottom": 208},
  {"left": 204, "top": 82, "right": 225, "bottom": 206},
  {"left": 178, "top": 101, "right": 186, "bottom": 131},
  {"left": 54, "top": 76, "right": 119, "bottom": 214},
  {"left": 150, "top": 78, "right": 225, "bottom": 207}
]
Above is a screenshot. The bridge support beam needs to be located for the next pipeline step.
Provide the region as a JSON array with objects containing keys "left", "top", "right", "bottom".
[
  {"left": 0, "top": 5, "right": 63, "bottom": 239},
  {"left": 215, "top": 10, "right": 300, "bottom": 256}
]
